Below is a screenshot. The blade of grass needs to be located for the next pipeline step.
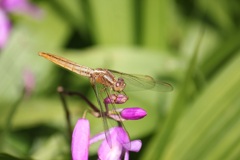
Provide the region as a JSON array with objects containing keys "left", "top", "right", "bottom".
[
  {"left": 162, "top": 51, "right": 240, "bottom": 159},
  {"left": 140, "top": 24, "right": 205, "bottom": 160}
]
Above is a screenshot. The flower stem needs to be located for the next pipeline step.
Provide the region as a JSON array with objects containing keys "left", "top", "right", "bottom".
[
  {"left": 57, "top": 87, "right": 100, "bottom": 112},
  {"left": 57, "top": 86, "right": 72, "bottom": 143}
]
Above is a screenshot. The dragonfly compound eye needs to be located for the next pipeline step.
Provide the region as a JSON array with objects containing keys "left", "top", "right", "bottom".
[{"left": 114, "top": 78, "right": 126, "bottom": 92}]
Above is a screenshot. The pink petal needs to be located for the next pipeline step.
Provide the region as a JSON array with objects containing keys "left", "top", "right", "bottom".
[
  {"left": 128, "top": 140, "right": 142, "bottom": 152},
  {"left": 98, "top": 128, "right": 123, "bottom": 160},
  {"left": 98, "top": 138, "right": 122, "bottom": 160},
  {"left": 71, "top": 119, "right": 90, "bottom": 160},
  {"left": 116, "top": 127, "right": 130, "bottom": 145},
  {"left": 90, "top": 131, "right": 106, "bottom": 145},
  {"left": 124, "top": 151, "right": 129, "bottom": 160},
  {"left": 2, "top": 0, "right": 42, "bottom": 18},
  {"left": 0, "top": 9, "right": 11, "bottom": 49},
  {"left": 91, "top": 127, "right": 141, "bottom": 160}
]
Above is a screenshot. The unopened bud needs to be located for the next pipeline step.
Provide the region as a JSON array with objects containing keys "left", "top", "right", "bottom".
[
  {"left": 108, "top": 107, "right": 147, "bottom": 121},
  {"left": 104, "top": 94, "right": 128, "bottom": 104},
  {"left": 120, "top": 107, "right": 147, "bottom": 120}
]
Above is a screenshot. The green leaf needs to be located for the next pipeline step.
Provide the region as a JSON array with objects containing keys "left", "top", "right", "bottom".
[
  {"left": 141, "top": 50, "right": 240, "bottom": 160},
  {"left": 162, "top": 52, "right": 240, "bottom": 160}
]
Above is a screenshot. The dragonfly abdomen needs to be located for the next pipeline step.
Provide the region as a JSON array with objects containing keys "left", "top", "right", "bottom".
[
  {"left": 72, "top": 65, "right": 92, "bottom": 77},
  {"left": 38, "top": 52, "right": 93, "bottom": 77}
]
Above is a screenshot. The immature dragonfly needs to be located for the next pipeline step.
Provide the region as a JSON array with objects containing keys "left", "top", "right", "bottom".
[
  {"left": 38, "top": 52, "right": 173, "bottom": 93},
  {"left": 38, "top": 52, "right": 173, "bottom": 144}
]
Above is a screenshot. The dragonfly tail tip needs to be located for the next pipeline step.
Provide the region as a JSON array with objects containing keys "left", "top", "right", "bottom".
[
  {"left": 38, "top": 52, "right": 48, "bottom": 57},
  {"left": 38, "top": 52, "right": 43, "bottom": 56}
]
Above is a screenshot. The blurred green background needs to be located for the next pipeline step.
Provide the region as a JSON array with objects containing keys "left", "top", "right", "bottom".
[{"left": 1, "top": 0, "right": 240, "bottom": 159}]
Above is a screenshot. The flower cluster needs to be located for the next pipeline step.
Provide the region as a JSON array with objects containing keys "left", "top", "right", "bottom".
[
  {"left": 0, "top": 0, "right": 42, "bottom": 49},
  {"left": 71, "top": 94, "right": 147, "bottom": 160}
]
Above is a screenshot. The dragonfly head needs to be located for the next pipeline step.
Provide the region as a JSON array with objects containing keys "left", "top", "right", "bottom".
[{"left": 114, "top": 78, "right": 126, "bottom": 92}]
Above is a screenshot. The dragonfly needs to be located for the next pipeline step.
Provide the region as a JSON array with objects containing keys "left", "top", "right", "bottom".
[
  {"left": 38, "top": 52, "right": 173, "bottom": 145},
  {"left": 38, "top": 52, "right": 173, "bottom": 93}
]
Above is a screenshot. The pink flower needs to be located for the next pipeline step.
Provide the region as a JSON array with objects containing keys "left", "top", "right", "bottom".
[
  {"left": 71, "top": 119, "right": 90, "bottom": 160},
  {"left": 90, "top": 127, "right": 142, "bottom": 160},
  {"left": 71, "top": 94, "right": 145, "bottom": 160},
  {"left": 71, "top": 119, "right": 142, "bottom": 160},
  {"left": 0, "top": 0, "right": 42, "bottom": 49}
]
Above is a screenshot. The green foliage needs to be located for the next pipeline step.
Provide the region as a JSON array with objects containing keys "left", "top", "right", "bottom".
[{"left": 0, "top": 0, "right": 240, "bottom": 159}]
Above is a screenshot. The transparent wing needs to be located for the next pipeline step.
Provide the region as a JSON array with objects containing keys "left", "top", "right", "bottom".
[
  {"left": 92, "top": 83, "right": 112, "bottom": 147},
  {"left": 93, "top": 78, "right": 131, "bottom": 148},
  {"left": 92, "top": 82, "right": 131, "bottom": 147},
  {"left": 103, "top": 89, "right": 131, "bottom": 149},
  {"left": 109, "top": 70, "right": 173, "bottom": 92}
]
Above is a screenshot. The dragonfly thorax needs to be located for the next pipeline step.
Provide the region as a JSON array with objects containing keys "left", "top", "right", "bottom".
[{"left": 91, "top": 69, "right": 126, "bottom": 92}]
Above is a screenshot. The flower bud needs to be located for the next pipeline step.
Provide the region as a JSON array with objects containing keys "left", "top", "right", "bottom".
[
  {"left": 104, "top": 94, "right": 128, "bottom": 104},
  {"left": 120, "top": 107, "right": 147, "bottom": 120}
]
